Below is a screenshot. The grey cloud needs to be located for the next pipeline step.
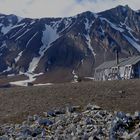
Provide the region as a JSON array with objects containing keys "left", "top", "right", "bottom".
[{"left": 0, "top": 0, "right": 139, "bottom": 18}]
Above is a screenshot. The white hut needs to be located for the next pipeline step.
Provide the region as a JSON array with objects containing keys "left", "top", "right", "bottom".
[{"left": 94, "top": 56, "right": 140, "bottom": 81}]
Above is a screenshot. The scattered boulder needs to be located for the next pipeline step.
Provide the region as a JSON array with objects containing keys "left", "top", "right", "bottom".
[{"left": 0, "top": 104, "right": 140, "bottom": 139}]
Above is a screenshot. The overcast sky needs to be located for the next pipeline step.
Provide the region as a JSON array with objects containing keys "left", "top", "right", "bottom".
[{"left": 0, "top": 0, "right": 139, "bottom": 18}]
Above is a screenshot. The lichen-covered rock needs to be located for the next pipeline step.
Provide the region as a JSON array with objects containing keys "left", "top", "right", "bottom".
[{"left": 0, "top": 104, "right": 140, "bottom": 139}]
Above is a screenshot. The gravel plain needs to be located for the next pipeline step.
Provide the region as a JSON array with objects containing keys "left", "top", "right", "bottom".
[{"left": 0, "top": 79, "right": 140, "bottom": 124}]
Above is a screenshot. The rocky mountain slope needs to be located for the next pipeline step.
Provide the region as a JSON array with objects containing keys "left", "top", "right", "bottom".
[{"left": 0, "top": 5, "right": 140, "bottom": 83}]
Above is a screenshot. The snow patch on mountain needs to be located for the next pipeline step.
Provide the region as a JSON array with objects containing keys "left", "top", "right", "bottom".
[
  {"left": 120, "top": 19, "right": 134, "bottom": 32},
  {"left": 15, "top": 51, "right": 23, "bottom": 63},
  {"left": 51, "top": 17, "right": 73, "bottom": 33},
  {"left": 123, "top": 35, "right": 140, "bottom": 52},
  {"left": 11, "top": 23, "right": 25, "bottom": 30},
  {"left": 3, "top": 67, "right": 12, "bottom": 73},
  {"left": 98, "top": 26, "right": 105, "bottom": 36},
  {"left": 10, "top": 72, "right": 43, "bottom": 87},
  {"left": 61, "top": 18, "right": 73, "bottom": 32},
  {"left": 1, "top": 24, "right": 12, "bottom": 35},
  {"left": 63, "top": 18, "right": 72, "bottom": 28},
  {"left": 28, "top": 24, "right": 59, "bottom": 73},
  {"left": 120, "top": 21, "right": 139, "bottom": 42},
  {"left": 120, "top": 22, "right": 139, "bottom": 43},
  {"left": 84, "top": 77, "right": 94, "bottom": 80},
  {"left": 15, "top": 29, "right": 31, "bottom": 41},
  {"left": 26, "top": 32, "right": 38, "bottom": 48},
  {"left": 0, "top": 23, "right": 3, "bottom": 27},
  {"left": 128, "top": 31, "right": 139, "bottom": 42},
  {"left": 0, "top": 41, "right": 7, "bottom": 49},
  {"left": 34, "top": 83, "right": 54, "bottom": 86},
  {"left": 84, "top": 18, "right": 96, "bottom": 56},
  {"left": 85, "top": 18, "right": 94, "bottom": 31},
  {"left": 17, "top": 16, "right": 23, "bottom": 23},
  {"left": 30, "top": 20, "right": 36, "bottom": 25},
  {"left": 50, "top": 19, "right": 62, "bottom": 29},
  {"left": 101, "top": 18, "right": 124, "bottom": 32},
  {"left": 72, "top": 70, "right": 78, "bottom": 82},
  {"left": 42, "top": 24, "right": 59, "bottom": 45},
  {"left": 0, "top": 16, "right": 4, "bottom": 19},
  {"left": 85, "top": 34, "right": 96, "bottom": 56},
  {"left": 10, "top": 25, "right": 27, "bottom": 39},
  {"left": 28, "top": 57, "right": 40, "bottom": 73}
]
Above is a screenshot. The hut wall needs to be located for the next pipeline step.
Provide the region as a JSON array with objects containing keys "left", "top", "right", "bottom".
[
  {"left": 133, "top": 62, "right": 140, "bottom": 78},
  {"left": 138, "top": 62, "right": 140, "bottom": 78},
  {"left": 95, "top": 62, "right": 140, "bottom": 80}
]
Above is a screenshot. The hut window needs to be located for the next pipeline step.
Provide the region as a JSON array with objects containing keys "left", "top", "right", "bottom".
[{"left": 112, "top": 67, "right": 118, "bottom": 73}]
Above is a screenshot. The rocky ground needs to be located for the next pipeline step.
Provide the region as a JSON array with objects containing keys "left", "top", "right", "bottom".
[
  {"left": 0, "top": 79, "right": 140, "bottom": 124},
  {"left": 0, "top": 79, "right": 140, "bottom": 139},
  {"left": 0, "top": 104, "right": 140, "bottom": 139}
]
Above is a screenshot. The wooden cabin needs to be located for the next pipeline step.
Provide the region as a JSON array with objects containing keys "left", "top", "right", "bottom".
[{"left": 94, "top": 56, "right": 140, "bottom": 81}]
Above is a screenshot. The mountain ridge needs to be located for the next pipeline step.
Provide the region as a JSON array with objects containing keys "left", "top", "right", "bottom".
[{"left": 0, "top": 5, "right": 140, "bottom": 83}]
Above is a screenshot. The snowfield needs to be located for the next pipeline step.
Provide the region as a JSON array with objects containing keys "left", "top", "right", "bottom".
[
  {"left": 28, "top": 24, "right": 59, "bottom": 73},
  {"left": 10, "top": 72, "right": 43, "bottom": 87},
  {"left": 124, "top": 34, "right": 140, "bottom": 52}
]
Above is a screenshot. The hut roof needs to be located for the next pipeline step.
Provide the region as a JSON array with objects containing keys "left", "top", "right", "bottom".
[{"left": 95, "top": 55, "right": 140, "bottom": 70}]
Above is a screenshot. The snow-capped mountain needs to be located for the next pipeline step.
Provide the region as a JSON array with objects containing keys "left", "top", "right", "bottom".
[{"left": 0, "top": 5, "right": 140, "bottom": 83}]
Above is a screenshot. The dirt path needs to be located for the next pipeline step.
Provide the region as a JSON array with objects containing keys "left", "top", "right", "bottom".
[{"left": 0, "top": 79, "right": 140, "bottom": 124}]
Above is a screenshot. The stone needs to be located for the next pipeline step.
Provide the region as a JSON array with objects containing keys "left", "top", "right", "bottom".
[
  {"left": 0, "top": 104, "right": 140, "bottom": 139},
  {"left": 21, "top": 128, "right": 32, "bottom": 136},
  {"left": 38, "top": 119, "right": 53, "bottom": 126},
  {"left": 0, "top": 127, "right": 5, "bottom": 136},
  {"left": 88, "top": 136, "right": 93, "bottom": 140},
  {"left": 0, "top": 135, "right": 9, "bottom": 140}
]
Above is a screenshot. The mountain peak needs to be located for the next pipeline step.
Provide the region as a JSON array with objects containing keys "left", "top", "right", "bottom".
[
  {"left": 109, "top": 5, "right": 133, "bottom": 13},
  {"left": 77, "top": 11, "right": 98, "bottom": 19},
  {"left": 0, "top": 6, "right": 140, "bottom": 83},
  {"left": 99, "top": 5, "right": 133, "bottom": 15}
]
